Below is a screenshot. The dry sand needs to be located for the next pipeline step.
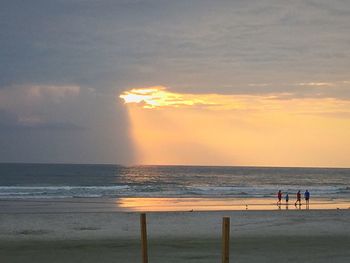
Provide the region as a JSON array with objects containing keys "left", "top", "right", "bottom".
[{"left": 1, "top": 208, "right": 350, "bottom": 262}]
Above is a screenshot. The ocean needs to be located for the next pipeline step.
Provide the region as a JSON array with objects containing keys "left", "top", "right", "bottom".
[{"left": 0, "top": 163, "right": 349, "bottom": 200}]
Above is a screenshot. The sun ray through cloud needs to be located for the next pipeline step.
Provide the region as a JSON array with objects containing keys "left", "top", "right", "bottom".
[{"left": 120, "top": 86, "right": 350, "bottom": 167}]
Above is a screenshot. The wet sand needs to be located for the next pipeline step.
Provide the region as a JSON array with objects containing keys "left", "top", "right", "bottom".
[
  {"left": 1, "top": 201, "right": 350, "bottom": 262},
  {"left": 1, "top": 236, "right": 350, "bottom": 263},
  {"left": 1, "top": 197, "right": 349, "bottom": 213}
]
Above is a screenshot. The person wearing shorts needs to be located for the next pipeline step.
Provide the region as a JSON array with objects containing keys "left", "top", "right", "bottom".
[
  {"left": 285, "top": 193, "right": 289, "bottom": 204},
  {"left": 304, "top": 190, "right": 310, "bottom": 205}
]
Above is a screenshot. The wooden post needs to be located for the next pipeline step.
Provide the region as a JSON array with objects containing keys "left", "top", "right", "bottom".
[
  {"left": 222, "top": 217, "right": 230, "bottom": 263},
  {"left": 140, "top": 213, "right": 148, "bottom": 263}
]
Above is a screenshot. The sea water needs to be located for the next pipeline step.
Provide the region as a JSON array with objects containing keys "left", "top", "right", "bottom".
[{"left": 0, "top": 163, "right": 349, "bottom": 199}]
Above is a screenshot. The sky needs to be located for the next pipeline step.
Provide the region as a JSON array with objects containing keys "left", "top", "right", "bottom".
[{"left": 1, "top": 0, "right": 350, "bottom": 167}]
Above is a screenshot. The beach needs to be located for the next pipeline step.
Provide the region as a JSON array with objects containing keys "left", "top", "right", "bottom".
[
  {"left": 3, "top": 0, "right": 350, "bottom": 261},
  {"left": 1, "top": 198, "right": 350, "bottom": 262},
  {"left": 1, "top": 164, "right": 349, "bottom": 262}
]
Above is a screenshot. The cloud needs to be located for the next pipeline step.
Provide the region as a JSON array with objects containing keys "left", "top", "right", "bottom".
[
  {"left": 0, "top": 83, "right": 134, "bottom": 164},
  {"left": 0, "top": 84, "right": 80, "bottom": 105},
  {"left": 0, "top": 116, "right": 83, "bottom": 132},
  {"left": 1, "top": 0, "right": 350, "bottom": 97},
  {"left": 0, "top": 108, "right": 82, "bottom": 132},
  {"left": 287, "top": 80, "right": 350, "bottom": 99},
  {"left": 0, "top": 84, "right": 81, "bottom": 131},
  {"left": 248, "top": 83, "right": 271, "bottom": 87},
  {"left": 296, "top": 82, "right": 335, "bottom": 87},
  {"left": 1, "top": 0, "right": 350, "bottom": 164},
  {"left": 0, "top": 84, "right": 80, "bottom": 108},
  {"left": 120, "top": 86, "right": 350, "bottom": 121},
  {"left": 119, "top": 86, "right": 217, "bottom": 109},
  {"left": 26, "top": 85, "right": 80, "bottom": 100}
]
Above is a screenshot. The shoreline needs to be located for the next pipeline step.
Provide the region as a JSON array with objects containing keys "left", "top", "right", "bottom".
[{"left": 1, "top": 197, "right": 349, "bottom": 213}]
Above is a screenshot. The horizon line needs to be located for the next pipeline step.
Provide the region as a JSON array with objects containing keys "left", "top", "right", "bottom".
[{"left": 0, "top": 161, "right": 349, "bottom": 169}]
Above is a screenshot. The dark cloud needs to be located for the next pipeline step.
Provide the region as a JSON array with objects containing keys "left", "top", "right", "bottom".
[
  {"left": 0, "top": 111, "right": 83, "bottom": 132},
  {"left": 0, "top": 85, "right": 134, "bottom": 164},
  {"left": 2, "top": 0, "right": 350, "bottom": 93},
  {"left": 1, "top": 0, "right": 349, "bottom": 163}
]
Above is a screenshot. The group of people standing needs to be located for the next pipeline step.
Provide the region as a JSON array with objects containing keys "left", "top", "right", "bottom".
[{"left": 277, "top": 190, "right": 310, "bottom": 206}]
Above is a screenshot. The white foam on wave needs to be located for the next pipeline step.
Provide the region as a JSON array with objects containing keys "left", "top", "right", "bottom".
[
  {"left": 0, "top": 185, "right": 131, "bottom": 199},
  {"left": 0, "top": 185, "right": 130, "bottom": 190},
  {"left": 0, "top": 184, "right": 348, "bottom": 199}
]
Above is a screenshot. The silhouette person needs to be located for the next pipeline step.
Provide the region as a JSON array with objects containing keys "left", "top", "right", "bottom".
[
  {"left": 285, "top": 192, "right": 289, "bottom": 205},
  {"left": 295, "top": 190, "right": 301, "bottom": 206},
  {"left": 304, "top": 190, "right": 310, "bottom": 209},
  {"left": 277, "top": 190, "right": 282, "bottom": 205}
]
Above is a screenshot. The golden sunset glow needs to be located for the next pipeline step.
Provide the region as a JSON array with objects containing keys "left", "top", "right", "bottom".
[
  {"left": 116, "top": 197, "right": 350, "bottom": 211},
  {"left": 120, "top": 86, "right": 350, "bottom": 167},
  {"left": 119, "top": 86, "right": 210, "bottom": 109}
]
